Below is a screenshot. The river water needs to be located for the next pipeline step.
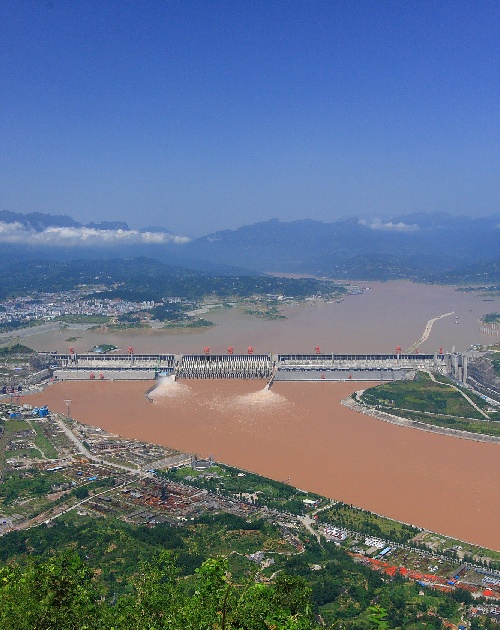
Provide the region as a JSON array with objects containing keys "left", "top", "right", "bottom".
[
  {"left": 27, "top": 378, "right": 500, "bottom": 551},
  {"left": 22, "top": 282, "right": 500, "bottom": 550},
  {"left": 21, "top": 281, "right": 497, "bottom": 355}
]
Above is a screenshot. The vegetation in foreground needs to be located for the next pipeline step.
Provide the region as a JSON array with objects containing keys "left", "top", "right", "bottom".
[
  {"left": 0, "top": 552, "right": 319, "bottom": 629},
  {"left": 1, "top": 514, "right": 491, "bottom": 629}
]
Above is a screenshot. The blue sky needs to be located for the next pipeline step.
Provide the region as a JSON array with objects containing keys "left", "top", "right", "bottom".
[{"left": 1, "top": 0, "right": 498, "bottom": 237}]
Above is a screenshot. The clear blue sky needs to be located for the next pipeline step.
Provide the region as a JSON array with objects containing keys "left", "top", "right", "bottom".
[{"left": 1, "top": 0, "right": 498, "bottom": 236}]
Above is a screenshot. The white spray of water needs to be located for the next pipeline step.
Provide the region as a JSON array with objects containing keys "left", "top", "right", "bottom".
[
  {"left": 230, "top": 386, "right": 289, "bottom": 409},
  {"left": 149, "top": 375, "right": 191, "bottom": 400}
]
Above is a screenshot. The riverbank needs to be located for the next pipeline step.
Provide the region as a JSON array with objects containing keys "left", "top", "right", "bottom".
[{"left": 342, "top": 394, "right": 500, "bottom": 444}]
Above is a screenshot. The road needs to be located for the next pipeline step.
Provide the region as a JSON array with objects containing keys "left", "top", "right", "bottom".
[
  {"left": 11, "top": 416, "right": 154, "bottom": 532},
  {"left": 24, "top": 477, "right": 134, "bottom": 529},
  {"left": 53, "top": 414, "right": 150, "bottom": 474},
  {"left": 425, "top": 370, "right": 490, "bottom": 420},
  {"left": 297, "top": 514, "right": 321, "bottom": 543}
]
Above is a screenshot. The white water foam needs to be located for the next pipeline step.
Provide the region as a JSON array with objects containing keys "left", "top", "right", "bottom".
[
  {"left": 191, "top": 386, "right": 291, "bottom": 434},
  {"left": 195, "top": 386, "right": 290, "bottom": 417},
  {"left": 149, "top": 375, "right": 191, "bottom": 399},
  {"left": 230, "top": 386, "right": 289, "bottom": 409}
]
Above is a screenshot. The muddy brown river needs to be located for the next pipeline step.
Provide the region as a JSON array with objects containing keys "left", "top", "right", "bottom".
[{"left": 26, "top": 378, "right": 500, "bottom": 551}]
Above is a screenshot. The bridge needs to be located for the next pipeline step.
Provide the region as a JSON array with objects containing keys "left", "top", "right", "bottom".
[{"left": 42, "top": 351, "right": 457, "bottom": 382}]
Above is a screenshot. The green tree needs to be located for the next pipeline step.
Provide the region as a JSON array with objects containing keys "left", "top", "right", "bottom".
[
  {"left": 0, "top": 552, "right": 101, "bottom": 629},
  {"left": 73, "top": 486, "right": 89, "bottom": 500},
  {"left": 364, "top": 605, "right": 390, "bottom": 629},
  {"left": 0, "top": 552, "right": 323, "bottom": 629}
]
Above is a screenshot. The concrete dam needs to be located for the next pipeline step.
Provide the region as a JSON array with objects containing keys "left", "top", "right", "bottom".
[{"left": 44, "top": 351, "right": 463, "bottom": 383}]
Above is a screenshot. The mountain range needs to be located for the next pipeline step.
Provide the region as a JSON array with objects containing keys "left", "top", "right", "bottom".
[{"left": 0, "top": 210, "right": 498, "bottom": 282}]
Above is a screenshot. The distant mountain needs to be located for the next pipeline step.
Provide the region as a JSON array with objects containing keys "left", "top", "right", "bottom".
[
  {"left": 181, "top": 214, "right": 500, "bottom": 278},
  {"left": 0, "top": 210, "right": 255, "bottom": 276},
  {"left": 0, "top": 210, "right": 80, "bottom": 230},
  {"left": 1, "top": 210, "right": 498, "bottom": 282}
]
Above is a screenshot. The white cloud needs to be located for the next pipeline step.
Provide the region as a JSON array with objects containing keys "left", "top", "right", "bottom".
[
  {"left": 358, "top": 218, "right": 419, "bottom": 232},
  {"left": 0, "top": 221, "right": 25, "bottom": 235},
  {"left": 0, "top": 222, "right": 190, "bottom": 246}
]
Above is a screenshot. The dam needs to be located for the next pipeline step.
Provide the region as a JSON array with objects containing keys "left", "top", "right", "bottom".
[{"left": 43, "top": 350, "right": 462, "bottom": 382}]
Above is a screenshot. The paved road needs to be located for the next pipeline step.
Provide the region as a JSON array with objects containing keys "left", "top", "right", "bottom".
[
  {"left": 11, "top": 416, "right": 155, "bottom": 532},
  {"left": 297, "top": 514, "right": 321, "bottom": 543}
]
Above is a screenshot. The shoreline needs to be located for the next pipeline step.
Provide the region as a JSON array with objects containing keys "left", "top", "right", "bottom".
[{"left": 342, "top": 395, "right": 500, "bottom": 444}]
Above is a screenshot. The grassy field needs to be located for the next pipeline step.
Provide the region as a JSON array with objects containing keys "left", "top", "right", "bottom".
[
  {"left": 2, "top": 418, "right": 31, "bottom": 432},
  {"left": 360, "top": 373, "right": 500, "bottom": 437},
  {"left": 31, "top": 421, "right": 59, "bottom": 459},
  {"left": 362, "top": 376, "right": 484, "bottom": 419},
  {"left": 2, "top": 418, "right": 60, "bottom": 459}
]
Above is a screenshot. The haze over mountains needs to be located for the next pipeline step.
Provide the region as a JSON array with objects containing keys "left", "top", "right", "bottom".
[{"left": 0, "top": 210, "right": 498, "bottom": 283}]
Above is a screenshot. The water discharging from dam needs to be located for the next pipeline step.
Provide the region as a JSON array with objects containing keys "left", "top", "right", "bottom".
[
  {"left": 148, "top": 375, "right": 191, "bottom": 400},
  {"left": 148, "top": 373, "right": 287, "bottom": 409},
  {"left": 230, "top": 386, "right": 288, "bottom": 409}
]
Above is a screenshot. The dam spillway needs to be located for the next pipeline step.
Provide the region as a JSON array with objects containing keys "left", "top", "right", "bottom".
[
  {"left": 43, "top": 351, "right": 455, "bottom": 382},
  {"left": 178, "top": 354, "right": 272, "bottom": 379}
]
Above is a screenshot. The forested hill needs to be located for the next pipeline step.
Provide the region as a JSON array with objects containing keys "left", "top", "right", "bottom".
[
  {"left": 0, "top": 515, "right": 487, "bottom": 629},
  {"left": 0, "top": 257, "right": 342, "bottom": 301}
]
